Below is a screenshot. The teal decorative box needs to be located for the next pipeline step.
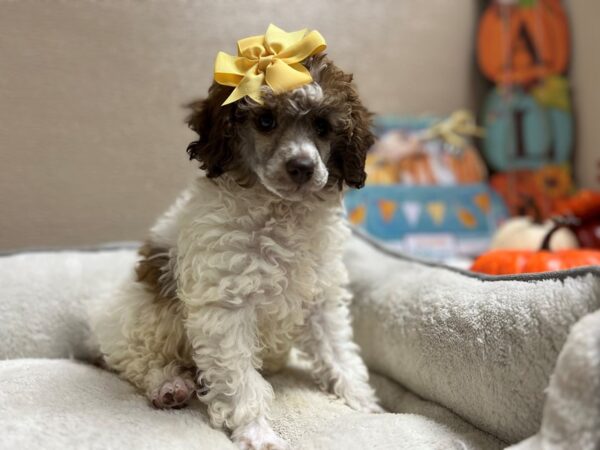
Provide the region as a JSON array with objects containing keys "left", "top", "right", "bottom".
[{"left": 344, "top": 183, "right": 508, "bottom": 260}]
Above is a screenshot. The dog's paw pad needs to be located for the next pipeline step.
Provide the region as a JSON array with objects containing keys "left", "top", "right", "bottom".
[{"left": 151, "top": 376, "right": 195, "bottom": 409}]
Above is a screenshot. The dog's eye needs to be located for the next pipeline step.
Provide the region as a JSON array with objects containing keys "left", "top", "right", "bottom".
[
  {"left": 314, "top": 117, "right": 330, "bottom": 137},
  {"left": 256, "top": 111, "right": 276, "bottom": 132}
]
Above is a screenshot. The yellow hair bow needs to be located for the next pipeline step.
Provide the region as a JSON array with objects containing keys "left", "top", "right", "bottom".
[{"left": 214, "top": 24, "right": 327, "bottom": 105}]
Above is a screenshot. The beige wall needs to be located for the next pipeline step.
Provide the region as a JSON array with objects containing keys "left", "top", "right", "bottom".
[
  {"left": 570, "top": 0, "right": 600, "bottom": 190},
  {"left": 0, "top": 0, "right": 478, "bottom": 250}
]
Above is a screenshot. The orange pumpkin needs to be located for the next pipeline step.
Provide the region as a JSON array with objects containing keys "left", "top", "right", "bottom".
[
  {"left": 477, "top": 0, "right": 570, "bottom": 85},
  {"left": 471, "top": 221, "right": 600, "bottom": 274}
]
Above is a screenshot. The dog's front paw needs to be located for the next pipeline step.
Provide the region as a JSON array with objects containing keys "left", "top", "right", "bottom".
[{"left": 232, "top": 417, "right": 288, "bottom": 450}]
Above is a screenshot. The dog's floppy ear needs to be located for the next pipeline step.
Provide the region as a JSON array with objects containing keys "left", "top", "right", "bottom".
[
  {"left": 186, "top": 83, "right": 238, "bottom": 178},
  {"left": 328, "top": 77, "right": 374, "bottom": 190},
  {"left": 340, "top": 92, "right": 374, "bottom": 189}
]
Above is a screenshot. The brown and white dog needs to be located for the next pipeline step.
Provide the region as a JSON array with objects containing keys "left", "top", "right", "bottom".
[{"left": 92, "top": 54, "right": 381, "bottom": 450}]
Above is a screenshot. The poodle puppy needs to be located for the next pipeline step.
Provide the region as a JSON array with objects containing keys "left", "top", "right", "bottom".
[{"left": 92, "top": 53, "right": 381, "bottom": 450}]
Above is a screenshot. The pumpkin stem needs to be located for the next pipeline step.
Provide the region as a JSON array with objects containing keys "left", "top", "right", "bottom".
[{"left": 540, "top": 216, "right": 580, "bottom": 251}]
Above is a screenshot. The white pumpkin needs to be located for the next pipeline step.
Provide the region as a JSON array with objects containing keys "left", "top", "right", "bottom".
[{"left": 491, "top": 217, "right": 579, "bottom": 250}]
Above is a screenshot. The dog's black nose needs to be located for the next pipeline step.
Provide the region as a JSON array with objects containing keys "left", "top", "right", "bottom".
[{"left": 286, "top": 157, "right": 315, "bottom": 185}]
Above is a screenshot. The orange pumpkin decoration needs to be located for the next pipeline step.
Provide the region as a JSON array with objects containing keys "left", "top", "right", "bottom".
[
  {"left": 471, "top": 221, "right": 600, "bottom": 275},
  {"left": 477, "top": 0, "right": 570, "bottom": 85}
]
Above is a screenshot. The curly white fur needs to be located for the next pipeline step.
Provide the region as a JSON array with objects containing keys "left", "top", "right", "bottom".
[{"left": 92, "top": 172, "right": 380, "bottom": 450}]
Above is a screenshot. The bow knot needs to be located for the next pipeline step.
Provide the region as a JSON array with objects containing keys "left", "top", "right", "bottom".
[
  {"left": 214, "top": 24, "right": 327, "bottom": 105},
  {"left": 257, "top": 55, "right": 275, "bottom": 72}
]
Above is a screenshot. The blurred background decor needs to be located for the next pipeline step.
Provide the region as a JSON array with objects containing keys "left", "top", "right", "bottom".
[
  {"left": 478, "top": 0, "right": 575, "bottom": 222},
  {"left": 345, "top": 0, "right": 600, "bottom": 267},
  {"left": 346, "top": 112, "right": 507, "bottom": 261},
  {"left": 472, "top": 0, "right": 600, "bottom": 271}
]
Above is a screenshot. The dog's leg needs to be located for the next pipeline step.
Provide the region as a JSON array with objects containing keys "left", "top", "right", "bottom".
[
  {"left": 295, "top": 283, "right": 383, "bottom": 413},
  {"left": 93, "top": 281, "right": 196, "bottom": 409},
  {"left": 186, "top": 305, "right": 287, "bottom": 450}
]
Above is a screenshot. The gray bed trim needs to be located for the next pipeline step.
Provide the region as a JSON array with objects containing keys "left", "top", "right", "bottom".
[{"left": 350, "top": 226, "right": 600, "bottom": 282}]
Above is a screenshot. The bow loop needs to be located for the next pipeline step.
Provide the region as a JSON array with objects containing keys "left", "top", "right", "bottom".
[
  {"left": 237, "top": 35, "right": 267, "bottom": 59},
  {"left": 274, "top": 30, "right": 327, "bottom": 63},
  {"left": 214, "top": 24, "right": 327, "bottom": 105}
]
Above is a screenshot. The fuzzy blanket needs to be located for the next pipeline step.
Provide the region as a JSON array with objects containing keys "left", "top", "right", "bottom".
[
  {"left": 1, "top": 232, "right": 599, "bottom": 449},
  {"left": 0, "top": 358, "right": 504, "bottom": 450}
]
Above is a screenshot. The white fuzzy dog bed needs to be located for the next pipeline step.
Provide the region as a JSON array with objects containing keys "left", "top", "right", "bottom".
[{"left": 1, "top": 231, "right": 599, "bottom": 449}]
